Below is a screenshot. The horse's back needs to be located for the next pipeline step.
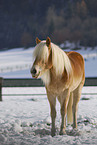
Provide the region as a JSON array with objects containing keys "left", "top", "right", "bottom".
[
  {"left": 66, "top": 51, "right": 85, "bottom": 84},
  {"left": 66, "top": 51, "right": 84, "bottom": 67}
]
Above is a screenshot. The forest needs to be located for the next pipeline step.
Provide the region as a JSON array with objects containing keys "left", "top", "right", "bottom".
[{"left": 0, "top": 0, "right": 97, "bottom": 49}]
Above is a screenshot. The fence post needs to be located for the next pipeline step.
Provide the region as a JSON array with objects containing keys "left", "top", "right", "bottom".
[{"left": 0, "top": 77, "right": 3, "bottom": 101}]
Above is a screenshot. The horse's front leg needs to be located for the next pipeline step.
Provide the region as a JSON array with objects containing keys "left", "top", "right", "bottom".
[
  {"left": 50, "top": 101, "right": 56, "bottom": 137},
  {"left": 59, "top": 90, "right": 70, "bottom": 135},
  {"left": 46, "top": 90, "right": 56, "bottom": 137}
]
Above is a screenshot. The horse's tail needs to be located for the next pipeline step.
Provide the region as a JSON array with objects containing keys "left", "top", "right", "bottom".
[{"left": 67, "top": 93, "right": 73, "bottom": 124}]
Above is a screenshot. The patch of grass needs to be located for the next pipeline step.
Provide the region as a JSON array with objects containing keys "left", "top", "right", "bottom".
[{"left": 81, "top": 97, "right": 90, "bottom": 100}]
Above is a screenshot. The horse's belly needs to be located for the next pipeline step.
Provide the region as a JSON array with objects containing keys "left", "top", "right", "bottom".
[
  {"left": 69, "top": 77, "right": 82, "bottom": 92},
  {"left": 47, "top": 82, "right": 68, "bottom": 96}
]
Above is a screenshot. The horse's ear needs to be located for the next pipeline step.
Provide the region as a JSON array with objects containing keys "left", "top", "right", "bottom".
[
  {"left": 46, "top": 37, "right": 51, "bottom": 47},
  {"left": 36, "top": 37, "right": 41, "bottom": 44}
]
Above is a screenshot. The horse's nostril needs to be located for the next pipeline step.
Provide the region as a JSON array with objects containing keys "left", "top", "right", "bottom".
[{"left": 31, "top": 68, "right": 37, "bottom": 75}]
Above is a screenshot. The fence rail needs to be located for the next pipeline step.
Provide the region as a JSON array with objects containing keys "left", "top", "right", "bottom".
[
  {"left": 0, "top": 77, "right": 97, "bottom": 100},
  {"left": 2, "top": 77, "right": 97, "bottom": 87}
]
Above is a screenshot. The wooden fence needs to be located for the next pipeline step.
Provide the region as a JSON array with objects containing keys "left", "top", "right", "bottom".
[
  {"left": 0, "top": 78, "right": 3, "bottom": 101},
  {"left": 2, "top": 77, "right": 97, "bottom": 87},
  {"left": 0, "top": 77, "right": 97, "bottom": 101}
]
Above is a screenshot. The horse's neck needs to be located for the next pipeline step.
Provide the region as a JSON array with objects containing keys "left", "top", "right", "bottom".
[
  {"left": 50, "top": 67, "right": 68, "bottom": 83},
  {"left": 50, "top": 68, "right": 57, "bottom": 81},
  {"left": 46, "top": 67, "right": 69, "bottom": 94}
]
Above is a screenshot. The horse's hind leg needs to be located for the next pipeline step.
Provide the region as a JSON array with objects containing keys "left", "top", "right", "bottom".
[
  {"left": 46, "top": 90, "right": 56, "bottom": 136},
  {"left": 72, "top": 83, "right": 83, "bottom": 129}
]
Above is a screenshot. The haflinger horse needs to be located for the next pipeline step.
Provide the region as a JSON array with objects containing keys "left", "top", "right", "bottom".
[{"left": 30, "top": 37, "right": 85, "bottom": 136}]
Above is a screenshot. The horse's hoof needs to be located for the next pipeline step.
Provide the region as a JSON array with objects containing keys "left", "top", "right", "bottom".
[
  {"left": 51, "top": 133, "right": 55, "bottom": 137},
  {"left": 59, "top": 130, "right": 66, "bottom": 135},
  {"left": 51, "top": 129, "right": 56, "bottom": 137},
  {"left": 67, "top": 129, "right": 81, "bottom": 136}
]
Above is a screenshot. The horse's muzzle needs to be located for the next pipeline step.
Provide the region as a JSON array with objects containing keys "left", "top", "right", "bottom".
[
  {"left": 30, "top": 67, "right": 40, "bottom": 78},
  {"left": 31, "top": 68, "right": 37, "bottom": 75}
]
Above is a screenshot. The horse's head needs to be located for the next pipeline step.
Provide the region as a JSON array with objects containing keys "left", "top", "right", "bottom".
[{"left": 31, "top": 37, "right": 52, "bottom": 79}]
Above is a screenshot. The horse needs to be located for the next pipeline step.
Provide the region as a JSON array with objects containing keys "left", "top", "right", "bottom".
[{"left": 30, "top": 37, "right": 85, "bottom": 136}]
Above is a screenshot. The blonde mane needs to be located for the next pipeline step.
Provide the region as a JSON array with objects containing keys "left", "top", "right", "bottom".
[
  {"left": 33, "top": 41, "right": 49, "bottom": 62},
  {"left": 33, "top": 41, "right": 72, "bottom": 85},
  {"left": 51, "top": 43, "right": 71, "bottom": 77}
]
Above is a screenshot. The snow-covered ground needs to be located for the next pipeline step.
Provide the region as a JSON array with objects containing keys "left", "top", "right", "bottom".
[
  {"left": 0, "top": 45, "right": 97, "bottom": 78},
  {"left": 0, "top": 87, "right": 97, "bottom": 145}
]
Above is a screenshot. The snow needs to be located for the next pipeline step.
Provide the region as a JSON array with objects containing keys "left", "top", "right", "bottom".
[
  {"left": 0, "top": 87, "right": 97, "bottom": 144},
  {"left": 0, "top": 48, "right": 33, "bottom": 78}
]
